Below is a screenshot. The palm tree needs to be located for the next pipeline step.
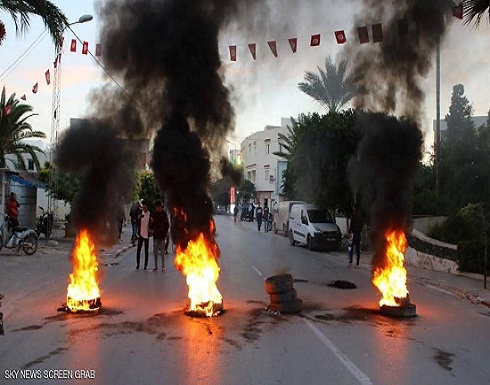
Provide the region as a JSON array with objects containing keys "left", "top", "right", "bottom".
[
  {"left": 298, "top": 55, "right": 359, "bottom": 113},
  {"left": 0, "top": 0, "right": 68, "bottom": 46},
  {"left": 464, "top": 0, "right": 490, "bottom": 25},
  {"left": 0, "top": 86, "right": 46, "bottom": 170}
]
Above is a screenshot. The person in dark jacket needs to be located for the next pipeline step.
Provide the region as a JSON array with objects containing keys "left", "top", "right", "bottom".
[
  {"left": 151, "top": 200, "right": 170, "bottom": 271},
  {"left": 349, "top": 203, "right": 364, "bottom": 268}
]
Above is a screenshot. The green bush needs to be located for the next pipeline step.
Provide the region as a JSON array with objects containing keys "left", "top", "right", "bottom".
[
  {"left": 457, "top": 240, "right": 489, "bottom": 274},
  {"left": 427, "top": 214, "right": 475, "bottom": 244}
]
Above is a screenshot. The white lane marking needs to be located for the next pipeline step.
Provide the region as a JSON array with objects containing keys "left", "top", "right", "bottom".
[
  {"left": 252, "top": 265, "right": 263, "bottom": 277},
  {"left": 425, "top": 284, "right": 455, "bottom": 297},
  {"left": 303, "top": 318, "right": 373, "bottom": 385}
]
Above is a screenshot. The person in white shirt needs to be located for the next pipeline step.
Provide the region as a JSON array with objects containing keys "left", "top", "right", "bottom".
[{"left": 136, "top": 200, "right": 152, "bottom": 270}]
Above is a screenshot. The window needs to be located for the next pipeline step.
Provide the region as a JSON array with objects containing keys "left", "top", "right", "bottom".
[
  {"left": 265, "top": 169, "right": 269, "bottom": 181},
  {"left": 248, "top": 143, "right": 251, "bottom": 155},
  {"left": 265, "top": 139, "right": 270, "bottom": 155},
  {"left": 251, "top": 170, "right": 256, "bottom": 184},
  {"left": 27, "top": 159, "right": 35, "bottom": 171},
  {"left": 253, "top": 141, "right": 256, "bottom": 157}
]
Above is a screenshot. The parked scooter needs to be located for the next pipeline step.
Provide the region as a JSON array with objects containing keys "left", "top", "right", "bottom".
[
  {"left": 36, "top": 206, "right": 53, "bottom": 238},
  {"left": 0, "top": 213, "right": 38, "bottom": 255}
]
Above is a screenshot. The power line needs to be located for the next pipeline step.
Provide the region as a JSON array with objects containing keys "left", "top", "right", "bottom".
[{"left": 0, "top": 29, "right": 49, "bottom": 83}]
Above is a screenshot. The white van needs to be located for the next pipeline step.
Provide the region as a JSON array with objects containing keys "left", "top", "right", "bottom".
[
  {"left": 273, "top": 200, "right": 306, "bottom": 236},
  {"left": 288, "top": 204, "right": 341, "bottom": 251}
]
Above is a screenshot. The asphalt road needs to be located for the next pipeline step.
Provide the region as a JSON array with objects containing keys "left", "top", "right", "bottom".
[{"left": 1, "top": 215, "right": 490, "bottom": 385}]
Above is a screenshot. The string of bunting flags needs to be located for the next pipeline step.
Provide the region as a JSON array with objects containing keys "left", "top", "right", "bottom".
[
  {"left": 227, "top": 3, "right": 464, "bottom": 62},
  {"left": 3, "top": 2, "right": 465, "bottom": 116},
  {"left": 9, "top": 37, "right": 103, "bottom": 103}
]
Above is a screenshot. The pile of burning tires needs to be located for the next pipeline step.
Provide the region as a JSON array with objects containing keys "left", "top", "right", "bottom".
[{"left": 265, "top": 274, "right": 303, "bottom": 314}]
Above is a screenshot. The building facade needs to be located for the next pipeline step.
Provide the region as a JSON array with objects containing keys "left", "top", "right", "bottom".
[{"left": 240, "top": 118, "right": 290, "bottom": 209}]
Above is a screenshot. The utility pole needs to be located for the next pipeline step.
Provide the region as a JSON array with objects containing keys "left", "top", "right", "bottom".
[{"left": 435, "top": 38, "right": 441, "bottom": 196}]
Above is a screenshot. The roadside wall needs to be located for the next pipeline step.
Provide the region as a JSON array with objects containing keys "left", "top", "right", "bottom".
[{"left": 406, "top": 228, "right": 459, "bottom": 274}]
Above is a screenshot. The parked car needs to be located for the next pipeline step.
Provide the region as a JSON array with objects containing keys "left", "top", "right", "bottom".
[
  {"left": 273, "top": 200, "right": 306, "bottom": 236},
  {"left": 288, "top": 204, "right": 341, "bottom": 251}
]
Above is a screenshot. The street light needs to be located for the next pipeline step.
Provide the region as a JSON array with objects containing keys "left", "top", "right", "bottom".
[{"left": 48, "top": 14, "right": 93, "bottom": 217}]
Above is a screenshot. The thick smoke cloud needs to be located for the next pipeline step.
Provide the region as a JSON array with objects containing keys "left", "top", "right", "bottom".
[
  {"left": 344, "top": 0, "right": 453, "bottom": 269},
  {"left": 349, "top": 113, "right": 423, "bottom": 269},
  {"left": 55, "top": 119, "right": 136, "bottom": 243},
  {"left": 342, "top": 0, "right": 454, "bottom": 124},
  {"left": 55, "top": 0, "right": 267, "bottom": 249}
]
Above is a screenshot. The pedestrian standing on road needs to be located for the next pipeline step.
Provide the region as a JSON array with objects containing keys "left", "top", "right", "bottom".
[
  {"left": 349, "top": 203, "right": 364, "bottom": 268},
  {"left": 136, "top": 200, "right": 151, "bottom": 270},
  {"left": 151, "top": 200, "right": 169, "bottom": 272},
  {"left": 6, "top": 192, "right": 20, "bottom": 229},
  {"left": 255, "top": 204, "right": 263, "bottom": 231},
  {"left": 129, "top": 200, "right": 141, "bottom": 247},
  {"left": 233, "top": 205, "right": 238, "bottom": 223},
  {"left": 263, "top": 204, "right": 270, "bottom": 233}
]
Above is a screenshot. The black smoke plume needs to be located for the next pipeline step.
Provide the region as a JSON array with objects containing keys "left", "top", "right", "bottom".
[
  {"left": 342, "top": 0, "right": 454, "bottom": 123},
  {"left": 55, "top": 119, "right": 136, "bottom": 243},
  {"left": 56, "top": 0, "right": 267, "bottom": 249},
  {"left": 349, "top": 112, "right": 423, "bottom": 269},
  {"left": 344, "top": 0, "right": 453, "bottom": 270}
]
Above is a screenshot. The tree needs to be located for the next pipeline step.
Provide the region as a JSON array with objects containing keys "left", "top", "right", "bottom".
[
  {"left": 464, "top": 0, "right": 490, "bottom": 26},
  {"left": 0, "top": 86, "right": 45, "bottom": 170},
  {"left": 0, "top": 0, "right": 68, "bottom": 46},
  {"left": 210, "top": 177, "right": 232, "bottom": 208},
  {"left": 278, "top": 111, "right": 360, "bottom": 213},
  {"left": 38, "top": 161, "right": 80, "bottom": 204},
  {"left": 274, "top": 118, "right": 306, "bottom": 199},
  {"left": 445, "top": 84, "right": 474, "bottom": 142},
  {"left": 135, "top": 170, "right": 162, "bottom": 210},
  {"left": 298, "top": 55, "right": 359, "bottom": 113},
  {"left": 237, "top": 179, "right": 256, "bottom": 203}
]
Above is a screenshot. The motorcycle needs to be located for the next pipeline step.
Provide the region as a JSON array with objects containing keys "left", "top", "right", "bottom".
[
  {"left": 0, "top": 213, "right": 38, "bottom": 255},
  {"left": 36, "top": 206, "right": 53, "bottom": 238}
]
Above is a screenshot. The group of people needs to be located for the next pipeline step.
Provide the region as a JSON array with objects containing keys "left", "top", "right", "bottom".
[
  {"left": 233, "top": 201, "right": 273, "bottom": 232},
  {"left": 129, "top": 199, "right": 170, "bottom": 271}
]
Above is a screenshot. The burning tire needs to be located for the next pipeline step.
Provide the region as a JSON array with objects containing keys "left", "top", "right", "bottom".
[
  {"left": 268, "top": 298, "right": 303, "bottom": 314},
  {"left": 269, "top": 288, "right": 297, "bottom": 303},
  {"left": 265, "top": 274, "right": 293, "bottom": 294}
]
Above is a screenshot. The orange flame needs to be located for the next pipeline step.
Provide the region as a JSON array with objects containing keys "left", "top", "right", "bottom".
[
  {"left": 174, "top": 224, "right": 222, "bottom": 317},
  {"left": 66, "top": 229, "right": 101, "bottom": 312},
  {"left": 372, "top": 229, "right": 409, "bottom": 307}
]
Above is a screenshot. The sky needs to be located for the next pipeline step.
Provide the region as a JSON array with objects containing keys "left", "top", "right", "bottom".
[{"left": 0, "top": 0, "right": 489, "bottom": 158}]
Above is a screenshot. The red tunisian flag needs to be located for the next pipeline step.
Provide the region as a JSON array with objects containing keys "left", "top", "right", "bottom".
[
  {"left": 32, "top": 83, "right": 38, "bottom": 94},
  {"left": 21, "top": 95, "right": 26, "bottom": 101},
  {"left": 452, "top": 3, "right": 463, "bottom": 19},
  {"left": 70, "top": 39, "right": 77, "bottom": 52},
  {"left": 334, "top": 30, "right": 347, "bottom": 44},
  {"left": 45, "top": 69, "right": 50, "bottom": 85},
  {"left": 310, "top": 34, "right": 321, "bottom": 46},
  {"left": 288, "top": 38, "right": 297, "bottom": 53},
  {"left": 229, "top": 45, "right": 237, "bottom": 61},
  {"left": 3, "top": 105, "right": 12, "bottom": 117},
  {"left": 268, "top": 41, "right": 278, "bottom": 57},
  {"left": 82, "top": 41, "right": 89, "bottom": 55},
  {"left": 248, "top": 43, "right": 256, "bottom": 60}
]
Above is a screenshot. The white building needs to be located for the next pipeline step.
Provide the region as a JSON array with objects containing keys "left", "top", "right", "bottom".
[{"left": 240, "top": 118, "right": 290, "bottom": 209}]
